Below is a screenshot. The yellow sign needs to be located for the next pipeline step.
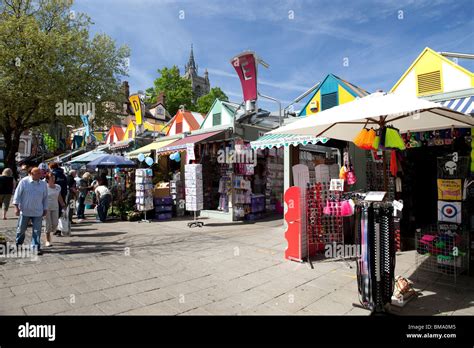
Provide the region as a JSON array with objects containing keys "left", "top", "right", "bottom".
[
  {"left": 129, "top": 95, "right": 143, "bottom": 125},
  {"left": 437, "top": 179, "right": 462, "bottom": 201}
]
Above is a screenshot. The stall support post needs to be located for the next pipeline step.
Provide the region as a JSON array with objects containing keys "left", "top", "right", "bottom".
[
  {"left": 284, "top": 146, "right": 292, "bottom": 194},
  {"left": 284, "top": 146, "right": 292, "bottom": 230}
]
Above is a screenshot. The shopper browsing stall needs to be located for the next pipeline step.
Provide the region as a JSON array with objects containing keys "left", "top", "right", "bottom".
[
  {"left": 77, "top": 172, "right": 92, "bottom": 221},
  {"left": 95, "top": 178, "right": 112, "bottom": 222}
]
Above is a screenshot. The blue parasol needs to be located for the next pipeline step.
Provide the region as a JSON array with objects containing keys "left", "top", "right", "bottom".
[{"left": 86, "top": 154, "right": 136, "bottom": 169}]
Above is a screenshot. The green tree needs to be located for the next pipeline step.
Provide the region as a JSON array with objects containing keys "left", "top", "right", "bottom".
[
  {"left": 145, "top": 87, "right": 156, "bottom": 104},
  {"left": 0, "top": 0, "right": 130, "bottom": 175},
  {"left": 150, "top": 66, "right": 193, "bottom": 116},
  {"left": 196, "top": 87, "right": 229, "bottom": 114}
]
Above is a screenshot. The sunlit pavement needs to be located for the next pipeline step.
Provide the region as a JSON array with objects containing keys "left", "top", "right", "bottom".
[{"left": 0, "top": 209, "right": 472, "bottom": 315}]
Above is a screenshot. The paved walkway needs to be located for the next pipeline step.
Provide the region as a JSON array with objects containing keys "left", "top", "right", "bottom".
[{"left": 0, "top": 209, "right": 472, "bottom": 315}]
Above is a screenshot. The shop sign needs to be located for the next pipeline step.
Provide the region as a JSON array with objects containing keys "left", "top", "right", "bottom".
[
  {"left": 437, "top": 179, "right": 462, "bottom": 201},
  {"left": 129, "top": 94, "right": 144, "bottom": 125},
  {"left": 231, "top": 52, "right": 258, "bottom": 102}
]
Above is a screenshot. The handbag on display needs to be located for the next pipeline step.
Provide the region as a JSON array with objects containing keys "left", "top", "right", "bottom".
[
  {"left": 346, "top": 165, "right": 357, "bottom": 185},
  {"left": 323, "top": 199, "right": 354, "bottom": 217}
]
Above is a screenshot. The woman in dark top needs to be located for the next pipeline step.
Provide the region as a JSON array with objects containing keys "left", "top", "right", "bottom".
[{"left": 0, "top": 168, "right": 16, "bottom": 220}]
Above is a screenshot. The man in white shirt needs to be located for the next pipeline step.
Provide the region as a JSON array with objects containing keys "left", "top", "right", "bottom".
[{"left": 13, "top": 167, "right": 48, "bottom": 255}]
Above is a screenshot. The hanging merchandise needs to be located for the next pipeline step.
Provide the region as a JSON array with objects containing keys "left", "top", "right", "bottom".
[
  {"left": 346, "top": 165, "right": 357, "bottom": 185},
  {"left": 339, "top": 149, "right": 357, "bottom": 185},
  {"left": 437, "top": 179, "right": 462, "bottom": 201},
  {"left": 323, "top": 198, "right": 354, "bottom": 217},
  {"left": 372, "top": 128, "right": 381, "bottom": 150},
  {"left": 362, "top": 128, "right": 376, "bottom": 150},
  {"left": 390, "top": 151, "right": 398, "bottom": 177},
  {"left": 384, "top": 126, "right": 406, "bottom": 151},
  {"left": 355, "top": 202, "right": 396, "bottom": 313},
  {"left": 353, "top": 128, "right": 369, "bottom": 149},
  {"left": 437, "top": 201, "right": 462, "bottom": 224}
]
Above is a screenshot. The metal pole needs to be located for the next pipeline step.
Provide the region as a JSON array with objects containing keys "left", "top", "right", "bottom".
[
  {"left": 258, "top": 92, "right": 282, "bottom": 126},
  {"left": 438, "top": 52, "right": 474, "bottom": 60}
]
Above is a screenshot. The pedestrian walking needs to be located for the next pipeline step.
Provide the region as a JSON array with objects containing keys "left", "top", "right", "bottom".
[
  {"left": 95, "top": 178, "right": 112, "bottom": 222},
  {"left": 76, "top": 172, "right": 92, "bottom": 221},
  {"left": 44, "top": 173, "right": 66, "bottom": 247},
  {"left": 66, "top": 170, "right": 78, "bottom": 223},
  {"left": 13, "top": 167, "right": 48, "bottom": 255},
  {"left": 0, "top": 168, "right": 16, "bottom": 220},
  {"left": 49, "top": 163, "right": 68, "bottom": 236},
  {"left": 38, "top": 163, "right": 49, "bottom": 180}
]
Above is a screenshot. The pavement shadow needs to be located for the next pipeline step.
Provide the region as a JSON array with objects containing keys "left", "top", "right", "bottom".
[
  {"left": 391, "top": 254, "right": 473, "bottom": 315},
  {"left": 47, "top": 240, "right": 126, "bottom": 256},
  {"left": 72, "top": 231, "right": 128, "bottom": 237}
]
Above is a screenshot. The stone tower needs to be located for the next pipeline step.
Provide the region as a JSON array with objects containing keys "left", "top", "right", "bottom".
[{"left": 184, "top": 44, "right": 210, "bottom": 102}]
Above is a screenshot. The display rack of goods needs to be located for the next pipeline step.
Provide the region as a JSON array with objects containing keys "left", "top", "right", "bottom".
[
  {"left": 154, "top": 196, "right": 173, "bottom": 221},
  {"left": 246, "top": 194, "right": 265, "bottom": 221},
  {"left": 416, "top": 225, "right": 468, "bottom": 278},
  {"left": 265, "top": 154, "right": 284, "bottom": 213},
  {"left": 185, "top": 164, "right": 204, "bottom": 212},
  {"left": 233, "top": 174, "right": 252, "bottom": 219},
  {"left": 135, "top": 169, "right": 154, "bottom": 211}
]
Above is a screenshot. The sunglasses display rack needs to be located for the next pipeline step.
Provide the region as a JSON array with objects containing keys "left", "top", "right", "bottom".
[
  {"left": 355, "top": 201, "right": 396, "bottom": 313},
  {"left": 305, "top": 182, "right": 344, "bottom": 255}
]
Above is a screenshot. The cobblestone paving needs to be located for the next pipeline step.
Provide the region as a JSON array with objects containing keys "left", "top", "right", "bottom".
[{"left": 0, "top": 209, "right": 472, "bottom": 315}]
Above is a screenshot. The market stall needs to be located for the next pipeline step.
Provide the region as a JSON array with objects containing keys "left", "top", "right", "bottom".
[{"left": 269, "top": 91, "right": 474, "bottom": 312}]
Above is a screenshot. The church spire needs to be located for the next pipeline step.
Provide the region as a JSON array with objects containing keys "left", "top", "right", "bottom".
[{"left": 186, "top": 44, "right": 197, "bottom": 74}]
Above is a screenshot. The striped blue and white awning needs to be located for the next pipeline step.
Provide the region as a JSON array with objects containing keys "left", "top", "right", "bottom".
[
  {"left": 250, "top": 134, "right": 329, "bottom": 150},
  {"left": 440, "top": 96, "right": 474, "bottom": 114}
]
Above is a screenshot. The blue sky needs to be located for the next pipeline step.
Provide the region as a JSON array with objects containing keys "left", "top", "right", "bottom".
[{"left": 73, "top": 0, "right": 474, "bottom": 111}]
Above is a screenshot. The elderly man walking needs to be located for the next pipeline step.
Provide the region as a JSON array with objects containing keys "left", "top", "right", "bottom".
[{"left": 13, "top": 167, "right": 48, "bottom": 255}]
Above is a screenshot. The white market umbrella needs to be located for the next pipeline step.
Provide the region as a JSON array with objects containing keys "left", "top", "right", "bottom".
[{"left": 270, "top": 92, "right": 474, "bottom": 140}]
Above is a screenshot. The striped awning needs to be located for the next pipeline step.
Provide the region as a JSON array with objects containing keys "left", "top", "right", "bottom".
[
  {"left": 440, "top": 96, "right": 474, "bottom": 114},
  {"left": 250, "top": 134, "right": 329, "bottom": 150},
  {"left": 110, "top": 138, "right": 134, "bottom": 150},
  {"left": 155, "top": 130, "right": 227, "bottom": 155},
  {"left": 127, "top": 138, "right": 177, "bottom": 159}
]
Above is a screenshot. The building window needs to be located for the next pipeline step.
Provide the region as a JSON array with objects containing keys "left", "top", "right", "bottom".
[
  {"left": 417, "top": 71, "right": 441, "bottom": 95},
  {"left": 213, "top": 113, "right": 221, "bottom": 126},
  {"left": 18, "top": 140, "right": 26, "bottom": 154},
  {"left": 176, "top": 122, "right": 183, "bottom": 133},
  {"left": 321, "top": 92, "right": 338, "bottom": 110}
]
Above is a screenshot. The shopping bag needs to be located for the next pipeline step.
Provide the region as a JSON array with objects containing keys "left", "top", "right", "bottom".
[
  {"left": 58, "top": 211, "right": 71, "bottom": 237},
  {"left": 84, "top": 192, "right": 93, "bottom": 206}
]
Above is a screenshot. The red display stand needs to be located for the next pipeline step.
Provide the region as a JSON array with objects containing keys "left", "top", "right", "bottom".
[{"left": 284, "top": 186, "right": 304, "bottom": 262}]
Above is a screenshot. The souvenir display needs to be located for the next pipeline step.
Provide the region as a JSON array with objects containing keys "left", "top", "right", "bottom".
[
  {"left": 185, "top": 164, "right": 204, "bottom": 212},
  {"left": 355, "top": 202, "right": 396, "bottom": 313},
  {"left": 135, "top": 168, "right": 154, "bottom": 211}
]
